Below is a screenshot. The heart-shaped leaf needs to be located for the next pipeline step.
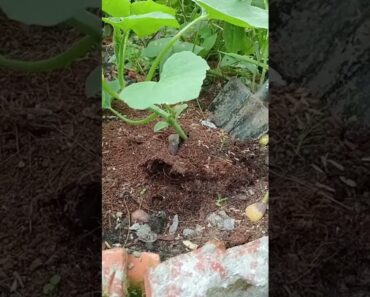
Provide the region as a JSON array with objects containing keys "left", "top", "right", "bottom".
[
  {"left": 131, "top": 0, "right": 176, "bottom": 16},
  {"left": 103, "top": 12, "right": 180, "bottom": 37},
  {"left": 119, "top": 51, "right": 209, "bottom": 110},
  {"left": 102, "top": 79, "right": 120, "bottom": 109},
  {"left": 102, "top": 0, "right": 131, "bottom": 17},
  {"left": 154, "top": 121, "right": 170, "bottom": 132},
  {"left": 194, "top": 0, "right": 268, "bottom": 29}
]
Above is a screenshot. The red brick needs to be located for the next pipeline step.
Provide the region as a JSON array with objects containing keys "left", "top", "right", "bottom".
[{"left": 102, "top": 248, "right": 128, "bottom": 297}]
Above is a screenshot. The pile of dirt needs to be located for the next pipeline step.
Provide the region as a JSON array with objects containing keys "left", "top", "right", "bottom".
[{"left": 102, "top": 101, "right": 268, "bottom": 259}]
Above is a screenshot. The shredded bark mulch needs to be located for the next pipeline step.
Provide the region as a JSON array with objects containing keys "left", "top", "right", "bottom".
[
  {"left": 102, "top": 101, "right": 268, "bottom": 259},
  {"left": 0, "top": 12, "right": 101, "bottom": 296},
  {"left": 269, "top": 85, "right": 370, "bottom": 296}
]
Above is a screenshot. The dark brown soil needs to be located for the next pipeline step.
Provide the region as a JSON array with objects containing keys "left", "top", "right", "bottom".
[
  {"left": 0, "top": 12, "right": 101, "bottom": 296},
  {"left": 102, "top": 100, "right": 268, "bottom": 259},
  {"left": 269, "top": 85, "right": 370, "bottom": 296}
]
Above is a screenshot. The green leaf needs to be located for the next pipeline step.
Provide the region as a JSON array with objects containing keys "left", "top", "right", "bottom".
[
  {"left": 220, "top": 54, "right": 257, "bottom": 74},
  {"left": 0, "top": 0, "right": 87, "bottom": 25},
  {"left": 173, "top": 104, "right": 188, "bottom": 118},
  {"left": 102, "top": 79, "right": 120, "bottom": 109},
  {"left": 221, "top": 52, "right": 268, "bottom": 70},
  {"left": 142, "top": 38, "right": 204, "bottom": 58},
  {"left": 223, "top": 23, "right": 248, "bottom": 54},
  {"left": 201, "top": 34, "right": 217, "bottom": 52},
  {"left": 120, "top": 51, "right": 209, "bottom": 110},
  {"left": 131, "top": 0, "right": 176, "bottom": 16},
  {"left": 103, "top": 13, "right": 180, "bottom": 37},
  {"left": 194, "top": 0, "right": 268, "bottom": 29},
  {"left": 50, "top": 274, "right": 61, "bottom": 285},
  {"left": 154, "top": 121, "right": 170, "bottom": 132},
  {"left": 251, "top": 0, "right": 266, "bottom": 9},
  {"left": 102, "top": 0, "right": 131, "bottom": 17},
  {"left": 43, "top": 283, "right": 54, "bottom": 294}
]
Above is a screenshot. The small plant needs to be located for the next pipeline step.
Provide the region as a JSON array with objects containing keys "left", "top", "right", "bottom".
[
  {"left": 43, "top": 274, "right": 61, "bottom": 295},
  {"left": 219, "top": 131, "right": 230, "bottom": 151},
  {"left": 215, "top": 194, "right": 228, "bottom": 207},
  {"left": 139, "top": 187, "right": 147, "bottom": 196},
  {"left": 102, "top": 0, "right": 268, "bottom": 140}
]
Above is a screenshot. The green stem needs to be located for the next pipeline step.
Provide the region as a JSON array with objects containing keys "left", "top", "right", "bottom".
[
  {"left": 168, "top": 118, "right": 188, "bottom": 140},
  {"left": 148, "top": 106, "right": 187, "bottom": 139},
  {"left": 109, "top": 107, "right": 158, "bottom": 125},
  {"left": 260, "top": 38, "right": 268, "bottom": 85},
  {"left": 67, "top": 10, "right": 101, "bottom": 41},
  {"left": 113, "top": 27, "right": 122, "bottom": 65},
  {"left": 146, "top": 14, "right": 208, "bottom": 81},
  {"left": 148, "top": 105, "right": 171, "bottom": 119},
  {"left": 0, "top": 35, "right": 96, "bottom": 72},
  {"left": 102, "top": 78, "right": 119, "bottom": 98},
  {"left": 118, "top": 30, "right": 130, "bottom": 88}
]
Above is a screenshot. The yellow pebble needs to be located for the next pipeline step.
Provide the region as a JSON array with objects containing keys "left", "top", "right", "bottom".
[
  {"left": 245, "top": 202, "right": 267, "bottom": 222},
  {"left": 259, "top": 134, "right": 269, "bottom": 146}
]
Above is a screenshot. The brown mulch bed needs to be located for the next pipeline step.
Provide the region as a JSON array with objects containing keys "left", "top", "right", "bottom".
[
  {"left": 0, "top": 12, "right": 101, "bottom": 296},
  {"left": 102, "top": 101, "right": 268, "bottom": 259},
  {"left": 269, "top": 85, "right": 370, "bottom": 296}
]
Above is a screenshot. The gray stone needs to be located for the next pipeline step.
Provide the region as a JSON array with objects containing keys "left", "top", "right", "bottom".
[
  {"left": 206, "top": 279, "right": 267, "bottom": 297},
  {"left": 132, "top": 224, "right": 157, "bottom": 243},
  {"left": 168, "top": 134, "right": 180, "bottom": 155},
  {"left": 169, "top": 214, "right": 179, "bottom": 235},
  {"left": 146, "top": 236, "right": 268, "bottom": 297},
  {"left": 209, "top": 78, "right": 268, "bottom": 141},
  {"left": 207, "top": 210, "right": 235, "bottom": 231},
  {"left": 183, "top": 228, "right": 196, "bottom": 238}
]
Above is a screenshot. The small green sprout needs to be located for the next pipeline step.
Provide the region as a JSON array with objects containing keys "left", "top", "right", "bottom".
[
  {"left": 43, "top": 274, "right": 61, "bottom": 295},
  {"left": 215, "top": 194, "right": 228, "bottom": 207}
]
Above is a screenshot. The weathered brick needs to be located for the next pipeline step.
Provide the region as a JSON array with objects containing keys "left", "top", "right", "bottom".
[
  {"left": 102, "top": 248, "right": 128, "bottom": 297},
  {"left": 145, "top": 236, "right": 268, "bottom": 297},
  {"left": 128, "top": 252, "right": 160, "bottom": 290}
]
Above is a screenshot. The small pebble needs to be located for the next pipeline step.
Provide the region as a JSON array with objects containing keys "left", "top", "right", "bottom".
[
  {"left": 183, "top": 228, "right": 196, "bottom": 238},
  {"left": 169, "top": 214, "right": 179, "bottom": 235},
  {"left": 131, "top": 209, "right": 150, "bottom": 223}
]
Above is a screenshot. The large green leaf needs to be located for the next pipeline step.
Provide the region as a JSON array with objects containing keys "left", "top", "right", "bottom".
[
  {"left": 102, "top": 0, "right": 131, "bottom": 17},
  {"left": 0, "top": 0, "right": 87, "bottom": 25},
  {"left": 103, "top": 13, "right": 180, "bottom": 37},
  {"left": 119, "top": 51, "right": 209, "bottom": 110},
  {"left": 131, "top": 0, "right": 176, "bottom": 16},
  {"left": 194, "top": 0, "right": 268, "bottom": 29},
  {"left": 223, "top": 23, "right": 248, "bottom": 53}
]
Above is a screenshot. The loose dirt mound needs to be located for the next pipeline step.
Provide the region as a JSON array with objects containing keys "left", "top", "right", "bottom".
[{"left": 103, "top": 103, "right": 268, "bottom": 258}]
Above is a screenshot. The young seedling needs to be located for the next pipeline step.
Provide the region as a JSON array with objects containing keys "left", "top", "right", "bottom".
[
  {"left": 102, "top": 0, "right": 268, "bottom": 141},
  {"left": 43, "top": 274, "right": 61, "bottom": 295},
  {"left": 245, "top": 191, "right": 268, "bottom": 222},
  {"left": 215, "top": 194, "right": 228, "bottom": 207}
]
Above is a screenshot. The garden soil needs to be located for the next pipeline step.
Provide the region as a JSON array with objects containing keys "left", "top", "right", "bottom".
[
  {"left": 0, "top": 12, "right": 101, "bottom": 296},
  {"left": 102, "top": 99, "right": 268, "bottom": 259}
]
